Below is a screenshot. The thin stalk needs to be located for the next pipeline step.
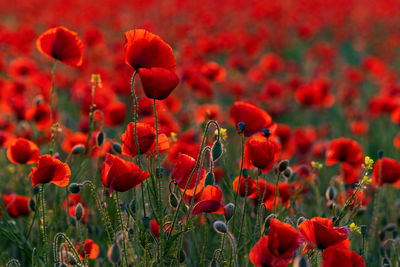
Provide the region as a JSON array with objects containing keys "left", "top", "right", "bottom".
[
  {"left": 273, "top": 172, "right": 281, "bottom": 214},
  {"left": 49, "top": 60, "right": 56, "bottom": 155},
  {"left": 231, "top": 132, "right": 245, "bottom": 234},
  {"left": 84, "top": 83, "right": 97, "bottom": 158},
  {"left": 115, "top": 192, "right": 128, "bottom": 267},
  {"left": 39, "top": 184, "right": 48, "bottom": 265}
]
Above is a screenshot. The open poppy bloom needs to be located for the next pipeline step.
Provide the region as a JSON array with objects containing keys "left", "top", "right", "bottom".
[
  {"left": 61, "top": 132, "right": 87, "bottom": 153},
  {"left": 2, "top": 194, "right": 30, "bottom": 218},
  {"left": 191, "top": 185, "right": 225, "bottom": 215},
  {"left": 171, "top": 153, "right": 206, "bottom": 197},
  {"left": 372, "top": 157, "right": 400, "bottom": 187},
  {"left": 150, "top": 219, "right": 160, "bottom": 238},
  {"left": 101, "top": 153, "right": 150, "bottom": 194},
  {"left": 25, "top": 102, "right": 52, "bottom": 130},
  {"left": 249, "top": 218, "right": 300, "bottom": 267},
  {"left": 244, "top": 133, "right": 281, "bottom": 173},
  {"left": 36, "top": 26, "right": 84, "bottom": 67},
  {"left": 121, "top": 122, "right": 156, "bottom": 157},
  {"left": 298, "top": 217, "right": 350, "bottom": 252},
  {"left": 321, "top": 247, "right": 365, "bottom": 267},
  {"left": 7, "top": 137, "right": 40, "bottom": 164},
  {"left": 76, "top": 239, "right": 100, "bottom": 260},
  {"left": 230, "top": 102, "right": 275, "bottom": 136},
  {"left": 124, "top": 29, "right": 179, "bottom": 100},
  {"left": 232, "top": 175, "right": 258, "bottom": 198},
  {"left": 29, "top": 155, "right": 71, "bottom": 187},
  {"left": 325, "top": 138, "right": 363, "bottom": 167}
]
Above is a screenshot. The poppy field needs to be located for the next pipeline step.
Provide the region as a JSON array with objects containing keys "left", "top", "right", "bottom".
[{"left": 2, "top": 0, "right": 400, "bottom": 266}]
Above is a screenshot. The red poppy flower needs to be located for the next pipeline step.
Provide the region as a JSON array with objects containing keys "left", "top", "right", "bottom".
[
  {"left": 7, "top": 138, "right": 40, "bottom": 164},
  {"left": 124, "top": 29, "right": 179, "bottom": 100},
  {"left": 294, "top": 79, "right": 334, "bottom": 108},
  {"left": 293, "top": 127, "right": 316, "bottom": 155},
  {"left": 2, "top": 194, "right": 30, "bottom": 218},
  {"left": 61, "top": 132, "right": 87, "bottom": 153},
  {"left": 230, "top": 102, "right": 275, "bottom": 136},
  {"left": 25, "top": 102, "right": 52, "bottom": 130},
  {"left": 191, "top": 185, "right": 225, "bottom": 215},
  {"left": 101, "top": 153, "right": 150, "bottom": 194},
  {"left": 322, "top": 247, "right": 365, "bottom": 267},
  {"left": 325, "top": 138, "right": 363, "bottom": 167},
  {"left": 62, "top": 194, "right": 88, "bottom": 222},
  {"left": 372, "top": 157, "right": 400, "bottom": 187},
  {"left": 298, "top": 217, "right": 350, "bottom": 252},
  {"left": 150, "top": 219, "right": 160, "bottom": 238},
  {"left": 195, "top": 104, "right": 222, "bottom": 123},
  {"left": 244, "top": 133, "right": 281, "bottom": 173},
  {"left": 36, "top": 26, "right": 84, "bottom": 67},
  {"left": 104, "top": 102, "right": 126, "bottom": 127},
  {"left": 232, "top": 175, "right": 258, "bottom": 198},
  {"left": 76, "top": 239, "right": 100, "bottom": 260},
  {"left": 171, "top": 153, "right": 205, "bottom": 197},
  {"left": 121, "top": 122, "right": 156, "bottom": 157},
  {"left": 249, "top": 218, "right": 300, "bottom": 267},
  {"left": 29, "top": 155, "right": 71, "bottom": 187}
]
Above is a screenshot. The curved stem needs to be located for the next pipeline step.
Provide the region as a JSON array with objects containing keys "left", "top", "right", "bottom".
[{"left": 53, "top": 232, "right": 83, "bottom": 265}]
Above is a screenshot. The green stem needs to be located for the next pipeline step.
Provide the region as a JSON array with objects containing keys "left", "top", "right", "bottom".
[
  {"left": 84, "top": 83, "right": 96, "bottom": 159},
  {"left": 49, "top": 60, "right": 56, "bottom": 155},
  {"left": 231, "top": 132, "right": 245, "bottom": 234},
  {"left": 115, "top": 192, "right": 128, "bottom": 267},
  {"left": 273, "top": 172, "right": 281, "bottom": 214},
  {"left": 39, "top": 184, "right": 48, "bottom": 265}
]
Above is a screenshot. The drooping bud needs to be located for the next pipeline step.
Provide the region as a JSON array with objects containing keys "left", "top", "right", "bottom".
[
  {"left": 68, "top": 183, "right": 82, "bottom": 194},
  {"left": 205, "top": 172, "right": 215, "bottom": 186},
  {"left": 361, "top": 225, "right": 367, "bottom": 236},
  {"left": 29, "top": 198, "right": 35, "bottom": 211},
  {"left": 97, "top": 131, "right": 105, "bottom": 146},
  {"left": 209, "top": 259, "right": 219, "bottom": 267},
  {"left": 297, "top": 216, "right": 306, "bottom": 227},
  {"left": 72, "top": 144, "right": 85, "bottom": 155},
  {"left": 325, "top": 186, "right": 337, "bottom": 201},
  {"left": 107, "top": 243, "right": 121, "bottom": 265},
  {"left": 278, "top": 160, "right": 289, "bottom": 172},
  {"left": 177, "top": 249, "right": 186, "bottom": 263},
  {"left": 213, "top": 221, "right": 228, "bottom": 234},
  {"left": 169, "top": 193, "right": 178, "bottom": 209},
  {"left": 242, "top": 168, "right": 249, "bottom": 179},
  {"left": 262, "top": 128, "right": 271, "bottom": 138},
  {"left": 212, "top": 140, "right": 223, "bottom": 161},
  {"left": 224, "top": 203, "right": 234, "bottom": 221},
  {"left": 238, "top": 122, "right": 245, "bottom": 133}
]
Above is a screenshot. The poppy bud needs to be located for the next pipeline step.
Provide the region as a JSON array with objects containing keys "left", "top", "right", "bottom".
[
  {"left": 293, "top": 255, "right": 309, "bottom": 267},
  {"left": 72, "top": 144, "right": 85, "bottom": 155},
  {"left": 378, "top": 150, "right": 384, "bottom": 159},
  {"left": 169, "top": 193, "right": 178, "bottom": 209},
  {"left": 238, "top": 122, "right": 246, "bottom": 133},
  {"left": 262, "top": 128, "right": 271, "bottom": 138},
  {"left": 75, "top": 203, "right": 83, "bottom": 222},
  {"left": 33, "top": 186, "right": 40, "bottom": 195},
  {"left": 212, "top": 140, "right": 223, "bottom": 161},
  {"left": 242, "top": 168, "right": 249, "bottom": 179},
  {"left": 129, "top": 199, "right": 137, "bottom": 217},
  {"left": 112, "top": 143, "right": 122, "bottom": 154},
  {"left": 29, "top": 198, "right": 35, "bottom": 211},
  {"left": 213, "top": 221, "right": 228, "bottom": 234},
  {"left": 297, "top": 216, "right": 306, "bottom": 227},
  {"left": 325, "top": 186, "right": 337, "bottom": 201},
  {"left": 177, "top": 249, "right": 186, "bottom": 263},
  {"left": 209, "top": 259, "right": 218, "bottom": 267},
  {"left": 382, "top": 257, "right": 391, "bottom": 267},
  {"left": 379, "top": 230, "right": 386, "bottom": 241},
  {"left": 264, "top": 213, "right": 276, "bottom": 228},
  {"left": 69, "top": 183, "right": 82, "bottom": 194},
  {"left": 278, "top": 160, "right": 289, "bottom": 172},
  {"left": 205, "top": 172, "right": 215, "bottom": 186},
  {"left": 393, "top": 230, "right": 398, "bottom": 239},
  {"left": 97, "top": 131, "right": 104, "bottom": 146},
  {"left": 383, "top": 223, "right": 396, "bottom": 232},
  {"left": 283, "top": 168, "right": 292, "bottom": 179},
  {"left": 224, "top": 203, "right": 234, "bottom": 221},
  {"left": 156, "top": 167, "right": 164, "bottom": 179},
  {"left": 107, "top": 243, "right": 121, "bottom": 265},
  {"left": 143, "top": 216, "right": 150, "bottom": 229},
  {"left": 361, "top": 225, "right": 367, "bottom": 236}
]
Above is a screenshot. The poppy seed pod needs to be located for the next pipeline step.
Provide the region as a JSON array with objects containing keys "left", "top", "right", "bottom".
[
  {"left": 238, "top": 122, "right": 246, "bottom": 133},
  {"left": 212, "top": 140, "right": 223, "bottom": 161},
  {"left": 75, "top": 203, "right": 83, "bottom": 221},
  {"left": 278, "top": 160, "right": 289, "bottom": 172},
  {"left": 72, "top": 144, "right": 85, "bottom": 155},
  {"left": 107, "top": 243, "right": 121, "bottom": 265},
  {"left": 224, "top": 203, "right": 235, "bottom": 221},
  {"left": 69, "top": 183, "right": 82, "bottom": 194},
  {"left": 213, "top": 220, "right": 228, "bottom": 234},
  {"left": 112, "top": 143, "right": 122, "bottom": 154},
  {"left": 325, "top": 186, "right": 337, "bottom": 201},
  {"left": 205, "top": 172, "right": 215, "bottom": 186}
]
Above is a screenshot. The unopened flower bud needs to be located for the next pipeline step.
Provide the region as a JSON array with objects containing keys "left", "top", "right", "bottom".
[
  {"left": 224, "top": 203, "right": 234, "bottom": 221},
  {"left": 278, "top": 160, "right": 289, "bottom": 172},
  {"left": 107, "top": 243, "right": 121, "bottom": 265},
  {"left": 238, "top": 122, "right": 245, "bottom": 133},
  {"left": 97, "top": 131, "right": 104, "bottom": 146},
  {"left": 72, "top": 144, "right": 85, "bottom": 155},
  {"left": 360, "top": 225, "right": 367, "bottom": 236},
  {"left": 213, "top": 220, "right": 228, "bottom": 234},
  {"left": 205, "top": 172, "right": 215, "bottom": 186},
  {"left": 242, "top": 168, "right": 249, "bottom": 179},
  {"left": 112, "top": 143, "right": 122, "bottom": 153},
  {"left": 75, "top": 203, "right": 83, "bottom": 221},
  {"left": 297, "top": 216, "right": 306, "bottom": 226},
  {"left": 169, "top": 193, "right": 178, "bottom": 209},
  {"left": 33, "top": 186, "right": 40, "bottom": 195},
  {"left": 212, "top": 140, "right": 223, "bottom": 161},
  {"left": 325, "top": 186, "right": 337, "bottom": 201},
  {"left": 69, "top": 183, "right": 82, "bottom": 194},
  {"left": 29, "top": 198, "right": 35, "bottom": 211},
  {"left": 143, "top": 216, "right": 150, "bottom": 229},
  {"left": 177, "top": 249, "right": 186, "bottom": 263}
]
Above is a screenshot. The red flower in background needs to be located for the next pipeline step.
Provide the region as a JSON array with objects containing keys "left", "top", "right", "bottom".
[
  {"left": 230, "top": 102, "right": 275, "bottom": 136},
  {"left": 298, "top": 217, "right": 349, "bottom": 252},
  {"left": 63, "top": 194, "right": 88, "bottom": 222},
  {"left": 25, "top": 102, "right": 52, "bottom": 130},
  {"left": 101, "top": 153, "right": 150, "bottom": 194},
  {"left": 104, "top": 102, "right": 126, "bottom": 127},
  {"left": 249, "top": 218, "right": 300, "bottom": 267},
  {"left": 36, "top": 26, "right": 84, "bottom": 67},
  {"left": 244, "top": 133, "right": 281, "bottom": 173},
  {"left": 325, "top": 138, "right": 363, "bottom": 167},
  {"left": 2, "top": 194, "right": 30, "bottom": 218},
  {"left": 372, "top": 157, "right": 400, "bottom": 187},
  {"left": 76, "top": 239, "right": 100, "bottom": 260},
  {"left": 29, "top": 155, "right": 71, "bottom": 187},
  {"left": 322, "top": 247, "right": 365, "bottom": 267},
  {"left": 171, "top": 153, "right": 205, "bottom": 197},
  {"left": 232, "top": 175, "right": 258, "bottom": 198},
  {"left": 7, "top": 138, "right": 40, "bottom": 164},
  {"left": 295, "top": 78, "right": 335, "bottom": 108},
  {"left": 121, "top": 122, "right": 156, "bottom": 157},
  {"left": 124, "top": 29, "right": 179, "bottom": 100},
  {"left": 150, "top": 219, "right": 160, "bottom": 238},
  {"left": 191, "top": 185, "right": 225, "bottom": 215}
]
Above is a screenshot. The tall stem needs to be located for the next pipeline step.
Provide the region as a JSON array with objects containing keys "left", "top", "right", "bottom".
[
  {"left": 231, "top": 132, "right": 245, "bottom": 232},
  {"left": 116, "top": 192, "right": 128, "bottom": 267},
  {"left": 49, "top": 60, "right": 56, "bottom": 155},
  {"left": 39, "top": 184, "right": 48, "bottom": 265},
  {"left": 273, "top": 172, "right": 281, "bottom": 214}
]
